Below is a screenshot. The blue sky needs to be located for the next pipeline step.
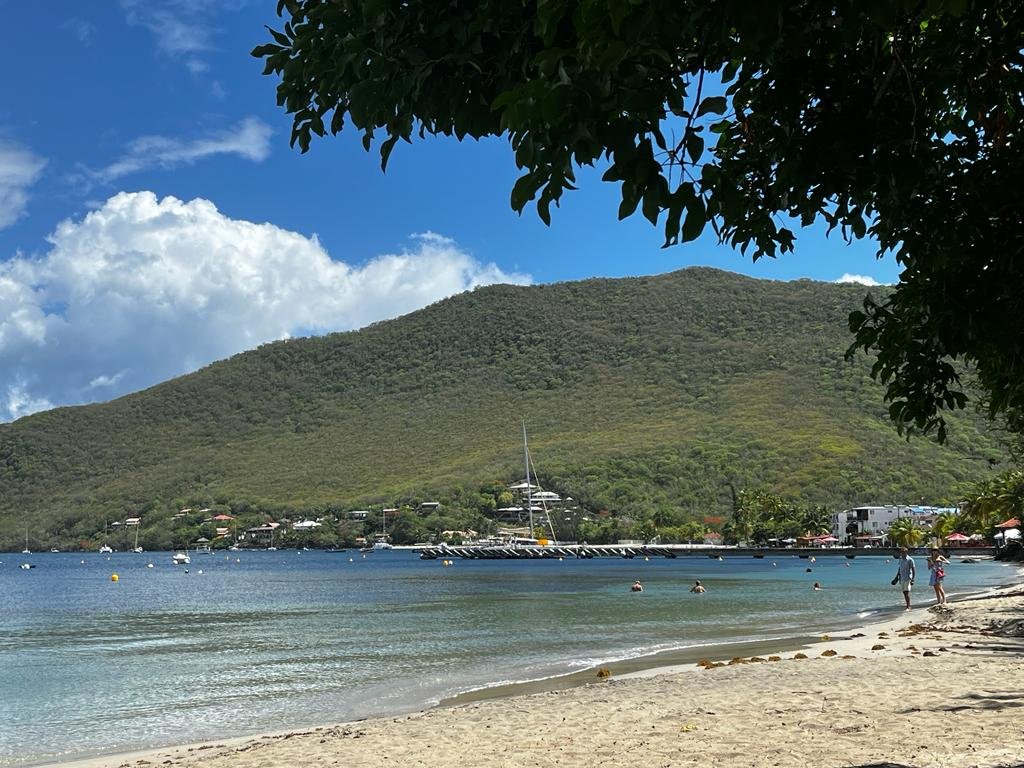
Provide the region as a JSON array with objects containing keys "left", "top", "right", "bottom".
[{"left": 0, "top": 1, "right": 898, "bottom": 421}]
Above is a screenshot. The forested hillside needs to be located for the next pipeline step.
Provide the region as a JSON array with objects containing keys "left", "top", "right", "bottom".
[{"left": 0, "top": 268, "right": 1006, "bottom": 549}]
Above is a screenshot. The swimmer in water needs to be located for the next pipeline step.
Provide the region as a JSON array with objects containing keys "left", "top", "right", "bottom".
[
  {"left": 690, "top": 580, "right": 706, "bottom": 594},
  {"left": 631, "top": 580, "right": 643, "bottom": 592}
]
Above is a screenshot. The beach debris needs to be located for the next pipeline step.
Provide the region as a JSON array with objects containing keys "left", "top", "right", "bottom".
[
  {"left": 749, "top": 656, "right": 767, "bottom": 662},
  {"left": 767, "top": 655, "right": 782, "bottom": 662},
  {"left": 792, "top": 653, "right": 808, "bottom": 659},
  {"left": 820, "top": 649, "right": 837, "bottom": 657},
  {"left": 923, "top": 651, "right": 938, "bottom": 657},
  {"left": 878, "top": 632, "right": 889, "bottom": 638},
  {"left": 841, "top": 655, "right": 857, "bottom": 659},
  {"left": 727, "top": 657, "right": 748, "bottom": 665},
  {"left": 596, "top": 668, "right": 612, "bottom": 678},
  {"left": 871, "top": 644, "right": 886, "bottom": 651},
  {"left": 696, "top": 658, "right": 725, "bottom": 669},
  {"left": 820, "top": 634, "right": 830, "bottom": 641},
  {"left": 679, "top": 723, "right": 698, "bottom": 732},
  {"left": 852, "top": 632, "right": 865, "bottom": 638}
]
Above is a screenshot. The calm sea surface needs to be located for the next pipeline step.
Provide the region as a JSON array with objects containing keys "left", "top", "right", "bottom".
[{"left": 0, "top": 549, "right": 1014, "bottom": 766}]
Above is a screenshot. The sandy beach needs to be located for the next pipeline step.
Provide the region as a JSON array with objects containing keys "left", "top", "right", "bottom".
[{"left": 48, "top": 578, "right": 1024, "bottom": 768}]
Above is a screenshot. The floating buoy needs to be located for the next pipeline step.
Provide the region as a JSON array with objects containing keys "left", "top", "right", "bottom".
[
  {"left": 348, "top": 558, "right": 354, "bottom": 562},
  {"left": 147, "top": 563, "right": 154, "bottom": 568},
  {"left": 110, "top": 573, "right": 119, "bottom": 582},
  {"left": 805, "top": 567, "right": 812, "bottom": 572},
  {"left": 644, "top": 556, "right": 650, "bottom": 561},
  {"left": 80, "top": 560, "right": 85, "bottom": 564},
  {"left": 558, "top": 557, "right": 564, "bottom": 561},
  {"left": 771, "top": 562, "right": 777, "bottom": 567},
  {"left": 235, "top": 558, "right": 240, "bottom": 563},
  {"left": 197, "top": 569, "right": 203, "bottom": 574}
]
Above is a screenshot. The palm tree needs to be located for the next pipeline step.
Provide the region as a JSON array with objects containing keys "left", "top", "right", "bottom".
[
  {"left": 930, "top": 511, "right": 961, "bottom": 541},
  {"left": 887, "top": 516, "right": 926, "bottom": 548},
  {"left": 960, "top": 469, "right": 1024, "bottom": 533},
  {"left": 800, "top": 505, "right": 833, "bottom": 536}
]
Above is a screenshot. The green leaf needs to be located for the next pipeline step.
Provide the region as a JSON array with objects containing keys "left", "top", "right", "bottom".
[{"left": 696, "top": 96, "right": 727, "bottom": 117}]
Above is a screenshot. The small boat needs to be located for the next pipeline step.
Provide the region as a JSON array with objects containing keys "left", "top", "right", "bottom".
[
  {"left": 20, "top": 563, "right": 35, "bottom": 570},
  {"left": 99, "top": 520, "right": 113, "bottom": 553},
  {"left": 172, "top": 552, "right": 191, "bottom": 565},
  {"left": 50, "top": 548, "right": 60, "bottom": 553},
  {"left": 359, "top": 546, "right": 374, "bottom": 553}
]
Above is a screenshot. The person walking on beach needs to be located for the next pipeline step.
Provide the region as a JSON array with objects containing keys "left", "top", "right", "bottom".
[
  {"left": 927, "top": 548, "right": 950, "bottom": 605},
  {"left": 896, "top": 547, "right": 916, "bottom": 610}
]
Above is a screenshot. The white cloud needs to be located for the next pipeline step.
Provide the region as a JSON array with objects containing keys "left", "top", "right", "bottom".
[
  {"left": 835, "top": 273, "right": 884, "bottom": 287},
  {"left": 120, "top": 0, "right": 252, "bottom": 75},
  {"left": 120, "top": 0, "right": 215, "bottom": 57},
  {"left": 0, "top": 140, "right": 46, "bottom": 229},
  {"left": 0, "top": 191, "right": 531, "bottom": 422},
  {"left": 87, "top": 117, "right": 271, "bottom": 183}
]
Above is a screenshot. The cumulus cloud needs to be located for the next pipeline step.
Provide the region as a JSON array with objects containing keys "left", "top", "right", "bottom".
[
  {"left": 86, "top": 117, "right": 271, "bottom": 184},
  {"left": 835, "top": 273, "right": 884, "bottom": 287},
  {"left": 0, "top": 191, "right": 531, "bottom": 422},
  {"left": 0, "top": 140, "right": 47, "bottom": 229}
]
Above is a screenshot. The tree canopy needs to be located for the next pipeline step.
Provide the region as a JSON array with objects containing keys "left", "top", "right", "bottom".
[{"left": 254, "top": 0, "right": 1024, "bottom": 443}]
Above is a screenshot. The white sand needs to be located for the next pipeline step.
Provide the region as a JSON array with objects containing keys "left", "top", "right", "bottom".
[{"left": 47, "top": 581, "right": 1024, "bottom": 768}]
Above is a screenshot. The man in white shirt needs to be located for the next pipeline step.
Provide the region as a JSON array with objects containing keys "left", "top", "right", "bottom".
[{"left": 897, "top": 547, "right": 916, "bottom": 610}]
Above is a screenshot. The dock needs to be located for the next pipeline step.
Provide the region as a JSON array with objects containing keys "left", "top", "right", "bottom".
[{"left": 414, "top": 545, "right": 997, "bottom": 560}]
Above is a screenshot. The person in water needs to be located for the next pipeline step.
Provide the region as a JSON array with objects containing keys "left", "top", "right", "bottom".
[
  {"left": 690, "top": 580, "right": 706, "bottom": 593},
  {"left": 631, "top": 580, "right": 643, "bottom": 592},
  {"left": 812, "top": 582, "right": 822, "bottom": 590}
]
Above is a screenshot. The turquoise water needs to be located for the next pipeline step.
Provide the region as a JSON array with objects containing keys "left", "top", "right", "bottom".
[{"left": 0, "top": 550, "right": 1014, "bottom": 766}]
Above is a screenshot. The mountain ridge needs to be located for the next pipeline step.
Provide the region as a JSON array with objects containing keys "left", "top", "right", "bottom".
[{"left": 0, "top": 267, "right": 1004, "bottom": 547}]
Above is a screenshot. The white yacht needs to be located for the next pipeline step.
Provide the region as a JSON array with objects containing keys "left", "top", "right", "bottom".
[{"left": 172, "top": 551, "right": 191, "bottom": 565}]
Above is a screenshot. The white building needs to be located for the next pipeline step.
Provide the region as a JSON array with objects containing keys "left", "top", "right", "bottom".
[{"left": 833, "top": 505, "right": 913, "bottom": 545}]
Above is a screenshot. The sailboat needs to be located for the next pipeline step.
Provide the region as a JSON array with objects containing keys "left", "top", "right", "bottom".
[
  {"left": 132, "top": 523, "right": 143, "bottom": 553},
  {"left": 98, "top": 520, "right": 113, "bottom": 554},
  {"left": 372, "top": 508, "right": 393, "bottom": 550},
  {"left": 516, "top": 423, "right": 559, "bottom": 546},
  {"left": 22, "top": 528, "right": 31, "bottom": 555},
  {"left": 266, "top": 528, "right": 277, "bottom": 551}
]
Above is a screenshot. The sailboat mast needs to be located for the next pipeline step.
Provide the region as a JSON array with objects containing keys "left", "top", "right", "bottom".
[{"left": 523, "top": 421, "right": 534, "bottom": 541}]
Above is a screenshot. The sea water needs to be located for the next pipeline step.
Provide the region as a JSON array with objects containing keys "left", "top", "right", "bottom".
[{"left": 0, "top": 550, "right": 1014, "bottom": 766}]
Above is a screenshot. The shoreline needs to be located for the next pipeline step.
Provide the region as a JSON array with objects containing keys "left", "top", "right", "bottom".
[{"left": 33, "top": 567, "right": 1023, "bottom": 768}]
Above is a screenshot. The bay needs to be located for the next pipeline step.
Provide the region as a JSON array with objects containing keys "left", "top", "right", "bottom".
[{"left": 0, "top": 550, "right": 1012, "bottom": 766}]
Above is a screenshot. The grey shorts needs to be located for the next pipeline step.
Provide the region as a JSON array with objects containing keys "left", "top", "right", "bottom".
[{"left": 900, "top": 580, "right": 912, "bottom": 592}]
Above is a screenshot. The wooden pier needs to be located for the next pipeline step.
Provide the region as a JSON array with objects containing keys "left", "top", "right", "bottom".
[{"left": 414, "top": 544, "right": 996, "bottom": 560}]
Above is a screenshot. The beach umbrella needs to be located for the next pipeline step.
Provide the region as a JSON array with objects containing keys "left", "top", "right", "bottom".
[
  {"left": 819, "top": 535, "right": 839, "bottom": 542},
  {"left": 944, "top": 533, "right": 970, "bottom": 541},
  {"left": 995, "top": 517, "right": 1020, "bottom": 529}
]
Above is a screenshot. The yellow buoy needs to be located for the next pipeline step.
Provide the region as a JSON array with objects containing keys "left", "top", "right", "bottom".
[{"left": 110, "top": 573, "right": 119, "bottom": 582}]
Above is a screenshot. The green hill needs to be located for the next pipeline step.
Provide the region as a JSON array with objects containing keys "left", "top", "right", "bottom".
[{"left": 0, "top": 267, "right": 1006, "bottom": 549}]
